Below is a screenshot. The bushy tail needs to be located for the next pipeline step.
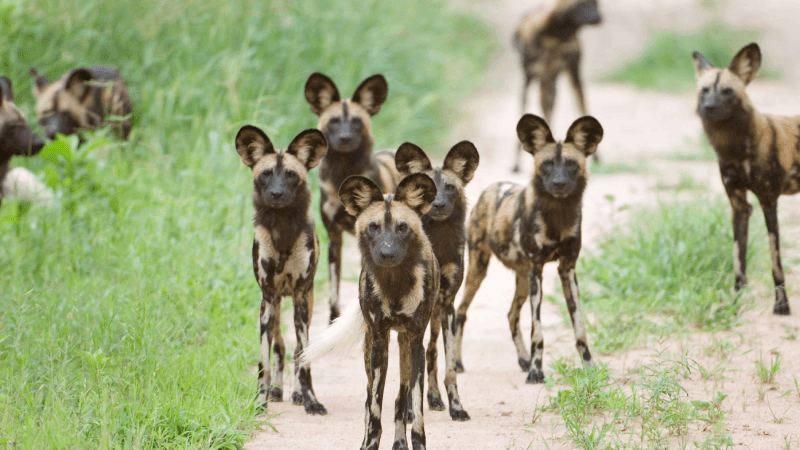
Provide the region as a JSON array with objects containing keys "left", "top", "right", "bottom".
[
  {"left": 2, "top": 167, "right": 53, "bottom": 205},
  {"left": 298, "top": 300, "right": 366, "bottom": 366}
]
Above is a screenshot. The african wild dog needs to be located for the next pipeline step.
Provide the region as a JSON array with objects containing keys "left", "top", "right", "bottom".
[
  {"left": 29, "top": 66, "right": 132, "bottom": 140},
  {"left": 693, "top": 42, "right": 798, "bottom": 315},
  {"left": 0, "top": 76, "right": 46, "bottom": 208},
  {"left": 512, "top": 0, "right": 601, "bottom": 172},
  {"left": 454, "top": 114, "right": 602, "bottom": 383},
  {"left": 299, "top": 172, "right": 439, "bottom": 450},
  {"left": 394, "top": 141, "right": 479, "bottom": 421},
  {"left": 304, "top": 72, "right": 402, "bottom": 323},
  {"left": 235, "top": 125, "right": 328, "bottom": 415}
]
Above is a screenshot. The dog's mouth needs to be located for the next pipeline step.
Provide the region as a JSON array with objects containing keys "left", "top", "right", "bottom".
[{"left": 426, "top": 210, "right": 451, "bottom": 221}]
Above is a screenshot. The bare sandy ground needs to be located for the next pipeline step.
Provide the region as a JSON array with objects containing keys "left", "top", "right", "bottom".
[{"left": 245, "top": 0, "right": 800, "bottom": 448}]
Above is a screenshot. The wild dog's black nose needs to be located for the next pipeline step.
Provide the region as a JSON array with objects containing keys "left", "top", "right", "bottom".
[
  {"left": 431, "top": 202, "right": 445, "bottom": 210},
  {"left": 379, "top": 250, "right": 395, "bottom": 261},
  {"left": 271, "top": 191, "right": 284, "bottom": 199}
]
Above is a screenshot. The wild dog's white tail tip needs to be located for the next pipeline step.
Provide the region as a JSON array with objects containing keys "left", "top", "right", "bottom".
[
  {"left": 3, "top": 167, "right": 53, "bottom": 205},
  {"left": 298, "top": 300, "right": 365, "bottom": 366}
]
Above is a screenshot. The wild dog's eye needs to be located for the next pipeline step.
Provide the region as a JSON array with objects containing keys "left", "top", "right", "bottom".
[
  {"left": 285, "top": 171, "right": 297, "bottom": 179},
  {"left": 368, "top": 222, "right": 380, "bottom": 232},
  {"left": 701, "top": 87, "right": 710, "bottom": 95},
  {"left": 350, "top": 117, "right": 363, "bottom": 130},
  {"left": 397, "top": 222, "right": 408, "bottom": 232},
  {"left": 721, "top": 87, "right": 733, "bottom": 95},
  {"left": 328, "top": 117, "right": 341, "bottom": 125},
  {"left": 445, "top": 183, "right": 456, "bottom": 192}
]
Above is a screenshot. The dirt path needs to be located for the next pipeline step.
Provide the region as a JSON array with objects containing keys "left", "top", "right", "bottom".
[{"left": 245, "top": 0, "right": 800, "bottom": 448}]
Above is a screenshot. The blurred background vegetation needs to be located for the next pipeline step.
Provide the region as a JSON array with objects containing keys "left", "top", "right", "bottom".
[{"left": 0, "top": 0, "right": 495, "bottom": 447}]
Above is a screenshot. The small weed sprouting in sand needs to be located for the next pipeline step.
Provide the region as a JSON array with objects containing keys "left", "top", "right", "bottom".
[
  {"left": 765, "top": 395, "right": 791, "bottom": 424},
  {"left": 783, "top": 327, "right": 799, "bottom": 341},
  {"left": 755, "top": 353, "right": 782, "bottom": 384},
  {"left": 757, "top": 385, "right": 768, "bottom": 402}
]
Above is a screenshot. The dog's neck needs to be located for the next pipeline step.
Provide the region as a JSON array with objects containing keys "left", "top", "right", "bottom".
[{"left": 253, "top": 186, "right": 312, "bottom": 252}]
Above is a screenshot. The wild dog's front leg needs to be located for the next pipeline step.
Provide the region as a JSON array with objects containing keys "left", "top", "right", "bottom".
[
  {"left": 362, "top": 329, "right": 389, "bottom": 450},
  {"left": 291, "top": 286, "right": 327, "bottom": 415},
  {"left": 394, "top": 332, "right": 411, "bottom": 450},
  {"left": 526, "top": 264, "right": 546, "bottom": 384},
  {"left": 409, "top": 334, "right": 427, "bottom": 450},
  {"left": 758, "top": 196, "right": 791, "bottom": 315},
  {"left": 454, "top": 245, "right": 491, "bottom": 373},
  {"left": 425, "top": 303, "right": 445, "bottom": 411},
  {"left": 558, "top": 262, "right": 594, "bottom": 367},
  {"left": 508, "top": 270, "right": 532, "bottom": 372},
  {"left": 440, "top": 294, "right": 470, "bottom": 421},
  {"left": 724, "top": 184, "right": 751, "bottom": 291},
  {"left": 539, "top": 75, "right": 557, "bottom": 125},
  {"left": 257, "top": 292, "right": 280, "bottom": 409},
  {"left": 269, "top": 296, "right": 286, "bottom": 402}
]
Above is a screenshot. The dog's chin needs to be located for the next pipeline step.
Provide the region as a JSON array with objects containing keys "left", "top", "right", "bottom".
[
  {"left": 427, "top": 211, "right": 451, "bottom": 221},
  {"left": 262, "top": 199, "right": 293, "bottom": 209},
  {"left": 546, "top": 189, "right": 573, "bottom": 199},
  {"left": 330, "top": 139, "right": 361, "bottom": 153},
  {"left": 372, "top": 256, "right": 405, "bottom": 268}
]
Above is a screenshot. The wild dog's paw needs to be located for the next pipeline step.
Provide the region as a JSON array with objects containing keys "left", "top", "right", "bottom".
[
  {"left": 268, "top": 387, "right": 283, "bottom": 402},
  {"left": 454, "top": 358, "right": 465, "bottom": 373},
  {"left": 525, "top": 369, "right": 545, "bottom": 384},
  {"left": 774, "top": 300, "right": 791, "bottom": 316},
  {"left": 392, "top": 440, "right": 409, "bottom": 450},
  {"left": 304, "top": 400, "right": 328, "bottom": 415},
  {"left": 427, "top": 391, "right": 445, "bottom": 411},
  {"left": 291, "top": 391, "right": 303, "bottom": 405},
  {"left": 518, "top": 357, "right": 531, "bottom": 372},
  {"left": 449, "top": 408, "right": 470, "bottom": 421}
]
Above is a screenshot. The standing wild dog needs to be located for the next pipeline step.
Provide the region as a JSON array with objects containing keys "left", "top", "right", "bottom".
[
  {"left": 0, "top": 76, "right": 46, "bottom": 208},
  {"left": 512, "top": 0, "right": 601, "bottom": 172},
  {"left": 29, "top": 66, "right": 132, "bottom": 140},
  {"left": 235, "top": 125, "right": 328, "bottom": 415},
  {"left": 304, "top": 72, "right": 402, "bottom": 323},
  {"left": 394, "top": 141, "right": 479, "bottom": 421},
  {"left": 299, "top": 172, "right": 439, "bottom": 450},
  {"left": 454, "top": 114, "right": 602, "bottom": 383},
  {"left": 693, "top": 43, "right": 798, "bottom": 315}
]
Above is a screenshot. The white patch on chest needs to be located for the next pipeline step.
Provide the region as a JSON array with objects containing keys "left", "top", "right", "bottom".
[{"left": 255, "top": 225, "right": 314, "bottom": 297}]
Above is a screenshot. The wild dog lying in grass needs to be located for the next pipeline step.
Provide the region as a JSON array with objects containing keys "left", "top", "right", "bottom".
[
  {"left": 394, "top": 141, "right": 479, "bottom": 421},
  {"left": 304, "top": 72, "right": 402, "bottom": 323},
  {"left": 300, "top": 172, "right": 439, "bottom": 450},
  {"left": 30, "top": 66, "right": 132, "bottom": 140},
  {"left": 693, "top": 43, "right": 798, "bottom": 315},
  {"left": 511, "top": 0, "right": 602, "bottom": 172},
  {"left": 454, "top": 114, "right": 602, "bottom": 383},
  {"left": 235, "top": 125, "right": 328, "bottom": 415},
  {"left": 0, "top": 76, "right": 46, "bottom": 208}
]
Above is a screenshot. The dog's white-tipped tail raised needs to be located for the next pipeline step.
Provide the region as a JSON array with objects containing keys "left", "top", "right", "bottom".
[{"left": 298, "top": 300, "right": 365, "bottom": 366}]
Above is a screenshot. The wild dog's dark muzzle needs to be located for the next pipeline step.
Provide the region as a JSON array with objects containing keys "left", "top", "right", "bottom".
[
  {"left": 1, "top": 124, "right": 45, "bottom": 155},
  {"left": 39, "top": 112, "right": 77, "bottom": 140}
]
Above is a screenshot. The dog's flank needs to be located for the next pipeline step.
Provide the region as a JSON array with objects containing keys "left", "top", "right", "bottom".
[
  {"left": 0, "top": 76, "right": 46, "bottom": 208},
  {"left": 455, "top": 114, "right": 602, "bottom": 384},
  {"left": 693, "top": 42, "right": 799, "bottom": 315},
  {"left": 512, "top": 0, "right": 601, "bottom": 172},
  {"left": 30, "top": 66, "right": 132, "bottom": 140},
  {"left": 235, "top": 125, "right": 328, "bottom": 415},
  {"left": 304, "top": 72, "right": 402, "bottom": 323},
  {"left": 301, "top": 171, "right": 439, "bottom": 450},
  {"left": 395, "top": 141, "right": 479, "bottom": 421}
]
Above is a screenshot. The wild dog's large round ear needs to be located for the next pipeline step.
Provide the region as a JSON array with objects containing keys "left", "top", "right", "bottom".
[
  {"left": 443, "top": 141, "right": 480, "bottom": 184},
  {"left": 395, "top": 173, "right": 437, "bottom": 216},
  {"left": 395, "top": 142, "right": 432, "bottom": 177},
  {"left": 287, "top": 129, "right": 328, "bottom": 170},
  {"left": 0, "top": 76, "right": 12, "bottom": 104},
  {"left": 304, "top": 73, "right": 341, "bottom": 116},
  {"left": 728, "top": 42, "right": 761, "bottom": 86},
  {"left": 352, "top": 74, "right": 388, "bottom": 116},
  {"left": 517, "top": 114, "right": 555, "bottom": 156},
  {"left": 65, "top": 68, "right": 93, "bottom": 98},
  {"left": 339, "top": 175, "right": 384, "bottom": 217},
  {"left": 235, "top": 125, "right": 275, "bottom": 168},
  {"left": 564, "top": 116, "right": 603, "bottom": 157},
  {"left": 692, "top": 51, "right": 715, "bottom": 79},
  {"left": 29, "top": 68, "right": 50, "bottom": 94}
]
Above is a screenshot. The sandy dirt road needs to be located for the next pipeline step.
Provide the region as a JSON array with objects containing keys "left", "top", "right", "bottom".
[{"left": 245, "top": 0, "right": 800, "bottom": 448}]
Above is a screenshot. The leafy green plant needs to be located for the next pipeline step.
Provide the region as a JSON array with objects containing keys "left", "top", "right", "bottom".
[{"left": 754, "top": 353, "right": 782, "bottom": 384}]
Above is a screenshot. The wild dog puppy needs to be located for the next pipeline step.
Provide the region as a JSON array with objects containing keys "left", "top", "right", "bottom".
[
  {"left": 693, "top": 43, "right": 798, "bottom": 315},
  {"left": 235, "top": 125, "right": 328, "bottom": 415},
  {"left": 454, "top": 114, "right": 602, "bottom": 383},
  {"left": 299, "top": 172, "right": 439, "bottom": 450},
  {"left": 304, "top": 72, "right": 402, "bottom": 323},
  {"left": 394, "top": 141, "right": 479, "bottom": 421},
  {"left": 0, "top": 76, "right": 46, "bottom": 208},
  {"left": 29, "top": 66, "right": 132, "bottom": 140},
  {"left": 512, "top": 0, "right": 601, "bottom": 172}
]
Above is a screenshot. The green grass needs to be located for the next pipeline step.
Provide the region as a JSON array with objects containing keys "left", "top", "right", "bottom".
[
  {"left": 576, "top": 196, "right": 768, "bottom": 354},
  {"left": 603, "top": 21, "right": 779, "bottom": 92},
  {"left": 663, "top": 133, "right": 718, "bottom": 162},
  {"left": 754, "top": 353, "right": 782, "bottom": 384},
  {"left": 589, "top": 160, "right": 651, "bottom": 175},
  {"left": 0, "top": 0, "right": 496, "bottom": 448}
]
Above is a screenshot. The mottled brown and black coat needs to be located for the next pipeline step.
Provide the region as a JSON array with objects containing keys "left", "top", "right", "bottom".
[
  {"left": 394, "top": 141, "right": 479, "bottom": 421},
  {"left": 235, "top": 125, "right": 328, "bottom": 415},
  {"left": 693, "top": 43, "right": 798, "bottom": 315},
  {"left": 30, "top": 66, "right": 132, "bottom": 140},
  {"left": 0, "top": 76, "right": 45, "bottom": 207},
  {"left": 512, "top": 0, "right": 601, "bottom": 172},
  {"left": 304, "top": 72, "right": 402, "bottom": 323},
  {"left": 455, "top": 114, "right": 602, "bottom": 383},
  {"left": 299, "top": 172, "right": 439, "bottom": 450}
]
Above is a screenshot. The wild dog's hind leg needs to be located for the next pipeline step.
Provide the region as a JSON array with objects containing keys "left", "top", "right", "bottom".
[
  {"left": 509, "top": 270, "right": 532, "bottom": 372},
  {"left": 514, "top": 71, "right": 535, "bottom": 173},
  {"left": 758, "top": 195, "right": 791, "bottom": 315},
  {"left": 425, "top": 303, "right": 445, "bottom": 411},
  {"left": 326, "top": 226, "right": 344, "bottom": 323},
  {"left": 526, "top": 263, "right": 546, "bottom": 383},
  {"left": 566, "top": 52, "right": 599, "bottom": 163},
  {"left": 362, "top": 329, "right": 389, "bottom": 450},
  {"left": 257, "top": 292, "right": 280, "bottom": 409},
  {"left": 558, "top": 261, "right": 594, "bottom": 367},
  {"left": 440, "top": 292, "right": 470, "bottom": 421},
  {"left": 539, "top": 75, "right": 557, "bottom": 125},
  {"left": 291, "top": 286, "right": 327, "bottom": 414},
  {"left": 454, "top": 243, "right": 491, "bottom": 373}
]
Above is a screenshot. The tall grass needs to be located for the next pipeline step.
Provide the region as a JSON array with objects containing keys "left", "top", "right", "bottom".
[
  {"left": 577, "top": 196, "right": 768, "bottom": 353},
  {"left": 0, "top": 0, "right": 495, "bottom": 448}
]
